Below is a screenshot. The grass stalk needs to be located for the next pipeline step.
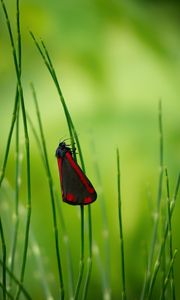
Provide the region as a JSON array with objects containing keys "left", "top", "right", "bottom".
[
  {"left": 0, "top": 87, "right": 19, "bottom": 187},
  {"left": 0, "top": 218, "right": 6, "bottom": 300},
  {"left": 160, "top": 249, "right": 178, "bottom": 300},
  {"left": 30, "top": 33, "right": 87, "bottom": 170},
  {"left": 29, "top": 32, "right": 74, "bottom": 145},
  {"left": 91, "top": 139, "right": 110, "bottom": 296},
  {"left": 0, "top": 0, "right": 22, "bottom": 189},
  {"left": 40, "top": 39, "right": 91, "bottom": 300},
  {"left": 16, "top": 2, "right": 31, "bottom": 298},
  {"left": 53, "top": 188, "right": 75, "bottom": 299},
  {"left": 28, "top": 106, "right": 75, "bottom": 298},
  {"left": 30, "top": 34, "right": 94, "bottom": 298},
  {"left": 0, "top": 259, "right": 31, "bottom": 300},
  {"left": 0, "top": 1, "right": 32, "bottom": 299},
  {"left": 74, "top": 205, "right": 85, "bottom": 300},
  {"left": 0, "top": 281, "right": 13, "bottom": 300},
  {"left": 30, "top": 84, "right": 64, "bottom": 299},
  {"left": 147, "top": 173, "right": 180, "bottom": 299},
  {"left": 165, "top": 168, "right": 176, "bottom": 299},
  {"left": 9, "top": 101, "right": 20, "bottom": 286},
  {"left": 26, "top": 114, "right": 45, "bottom": 166},
  {"left": 141, "top": 100, "right": 164, "bottom": 299},
  {"left": 82, "top": 205, "right": 92, "bottom": 300},
  {"left": 90, "top": 139, "right": 111, "bottom": 298},
  {"left": 160, "top": 203, "right": 166, "bottom": 300},
  {"left": 116, "top": 149, "right": 127, "bottom": 300}
]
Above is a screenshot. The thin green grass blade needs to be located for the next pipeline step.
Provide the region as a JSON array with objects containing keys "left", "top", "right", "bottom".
[
  {"left": 40, "top": 39, "right": 75, "bottom": 142},
  {"left": 27, "top": 114, "right": 46, "bottom": 167},
  {"left": 116, "top": 149, "right": 127, "bottom": 300},
  {"left": 82, "top": 205, "right": 92, "bottom": 300},
  {"left": 74, "top": 205, "right": 85, "bottom": 300},
  {"left": 9, "top": 101, "right": 20, "bottom": 289},
  {"left": 28, "top": 103, "right": 75, "bottom": 298},
  {"left": 0, "top": 0, "right": 19, "bottom": 74},
  {"left": 54, "top": 191, "right": 75, "bottom": 298},
  {"left": 0, "top": 218, "right": 6, "bottom": 300},
  {"left": 30, "top": 84, "right": 64, "bottom": 299},
  {"left": 160, "top": 249, "right": 178, "bottom": 300},
  {"left": 147, "top": 173, "right": 180, "bottom": 299},
  {"left": 29, "top": 32, "right": 74, "bottom": 143},
  {"left": 0, "top": 1, "right": 32, "bottom": 299},
  {"left": 0, "top": 87, "right": 19, "bottom": 187},
  {"left": 165, "top": 168, "right": 176, "bottom": 299},
  {"left": 0, "top": 1, "right": 21, "bottom": 288},
  {"left": 0, "top": 282, "right": 13, "bottom": 300},
  {"left": 30, "top": 34, "right": 95, "bottom": 298},
  {"left": 160, "top": 201, "right": 166, "bottom": 300},
  {"left": 0, "top": 0, "right": 21, "bottom": 186},
  {"left": 40, "top": 39, "right": 92, "bottom": 300},
  {"left": 0, "top": 259, "right": 31, "bottom": 300},
  {"left": 90, "top": 139, "right": 111, "bottom": 298},
  {"left": 141, "top": 100, "right": 164, "bottom": 299},
  {"left": 16, "top": 2, "right": 31, "bottom": 298}
]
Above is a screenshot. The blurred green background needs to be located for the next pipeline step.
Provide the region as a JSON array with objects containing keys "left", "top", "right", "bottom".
[{"left": 0, "top": 0, "right": 180, "bottom": 299}]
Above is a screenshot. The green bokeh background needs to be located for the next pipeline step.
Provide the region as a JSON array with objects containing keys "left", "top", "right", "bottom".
[{"left": 0, "top": 0, "right": 180, "bottom": 299}]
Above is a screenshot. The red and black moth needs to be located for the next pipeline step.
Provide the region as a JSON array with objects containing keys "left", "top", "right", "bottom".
[{"left": 56, "top": 141, "right": 97, "bottom": 205}]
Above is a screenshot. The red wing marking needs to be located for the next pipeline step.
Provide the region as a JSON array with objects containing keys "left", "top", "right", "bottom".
[
  {"left": 65, "top": 152, "right": 95, "bottom": 194},
  {"left": 66, "top": 193, "right": 75, "bottom": 202},
  {"left": 84, "top": 196, "right": 93, "bottom": 204}
]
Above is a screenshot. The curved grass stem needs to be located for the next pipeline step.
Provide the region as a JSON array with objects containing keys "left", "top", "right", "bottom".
[
  {"left": 30, "top": 84, "right": 64, "bottom": 299},
  {"left": 160, "top": 249, "right": 178, "bottom": 300},
  {"left": 74, "top": 205, "right": 85, "bottom": 300},
  {"left": 141, "top": 100, "right": 163, "bottom": 300},
  {"left": 9, "top": 101, "right": 20, "bottom": 288},
  {"left": 165, "top": 168, "right": 176, "bottom": 299},
  {"left": 0, "top": 218, "right": 6, "bottom": 300},
  {"left": 82, "top": 205, "right": 92, "bottom": 300},
  {"left": 0, "top": 87, "right": 19, "bottom": 187},
  {"left": 147, "top": 173, "right": 180, "bottom": 299},
  {"left": 30, "top": 34, "right": 94, "bottom": 299},
  {"left": 0, "top": 258, "right": 31, "bottom": 300},
  {"left": 0, "top": 1, "right": 32, "bottom": 299},
  {"left": 0, "top": 281, "right": 13, "bottom": 300},
  {"left": 117, "top": 149, "right": 127, "bottom": 300}
]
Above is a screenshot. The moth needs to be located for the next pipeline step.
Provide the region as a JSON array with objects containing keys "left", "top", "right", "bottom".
[{"left": 56, "top": 142, "right": 97, "bottom": 205}]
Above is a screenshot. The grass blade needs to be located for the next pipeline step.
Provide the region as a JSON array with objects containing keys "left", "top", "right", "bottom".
[
  {"left": 147, "top": 173, "right": 180, "bottom": 299},
  {"left": 74, "top": 205, "right": 85, "bottom": 300},
  {"left": 30, "top": 84, "right": 64, "bottom": 299},
  {"left": 90, "top": 139, "right": 111, "bottom": 298},
  {"left": 30, "top": 34, "right": 95, "bottom": 298},
  {"left": 0, "top": 218, "right": 6, "bottom": 300},
  {"left": 29, "top": 32, "right": 74, "bottom": 143},
  {"left": 0, "top": 87, "right": 19, "bottom": 187},
  {"left": 82, "top": 205, "right": 92, "bottom": 300},
  {"left": 117, "top": 149, "right": 127, "bottom": 300},
  {"left": 160, "top": 249, "right": 178, "bottom": 300},
  {"left": 9, "top": 101, "right": 20, "bottom": 289},
  {"left": 165, "top": 168, "right": 176, "bottom": 299},
  {"left": 40, "top": 38, "right": 91, "bottom": 300},
  {"left": 28, "top": 103, "right": 75, "bottom": 298},
  {"left": 0, "top": 259, "right": 31, "bottom": 300},
  {"left": 141, "top": 100, "right": 164, "bottom": 299},
  {"left": 0, "top": 1, "right": 32, "bottom": 298},
  {"left": 0, "top": 281, "right": 13, "bottom": 300}
]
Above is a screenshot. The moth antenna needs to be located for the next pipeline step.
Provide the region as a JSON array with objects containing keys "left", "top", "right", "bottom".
[{"left": 59, "top": 134, "right": 68, "bottom": 143}]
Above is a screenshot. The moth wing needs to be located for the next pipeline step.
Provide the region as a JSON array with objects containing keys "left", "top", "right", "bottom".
[{"left": 61, "top": 155, "right": 97, "bottom": 205}]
